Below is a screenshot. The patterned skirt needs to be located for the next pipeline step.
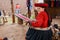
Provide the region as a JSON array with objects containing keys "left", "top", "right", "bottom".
[{"left": 26, "top": 28, "right": 53, "bottom": 40}]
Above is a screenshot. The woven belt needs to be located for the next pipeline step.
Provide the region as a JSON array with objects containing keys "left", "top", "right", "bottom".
[{"left": 30, "top": 27, "right": 51, "bottom": 30}]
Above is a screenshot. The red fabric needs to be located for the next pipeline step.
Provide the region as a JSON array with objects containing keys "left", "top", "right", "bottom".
[
  {"left": 16, "top": 4, "right": 20, "bottom": 9},
  {"left": 34, "top": 3, "right": 48, "bottom": 8},
  {"left": 31, "top": 11, "right": 48, "bottom": 28}
]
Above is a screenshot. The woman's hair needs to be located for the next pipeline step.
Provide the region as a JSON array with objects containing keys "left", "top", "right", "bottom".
[
  {"left": 44, "top": 8, "right": 52, "bottom": 26},
  {"left": 45, "top": 9, "right": 52, "bottom": 21},
  {"left": 44, "top": 8, "right": 50, "bottom": 16}
]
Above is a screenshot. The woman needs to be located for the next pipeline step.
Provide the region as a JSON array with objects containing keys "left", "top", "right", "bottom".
[{"left": 26, "top": 3, "right": 53, "bottom": 40}]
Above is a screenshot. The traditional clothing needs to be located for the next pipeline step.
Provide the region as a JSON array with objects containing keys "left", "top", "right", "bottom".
[
  {"left": 31, "top": 11, "right": 48, "bottom": 28},
  {"left": 26, "top": 3, "right": 53, "bottom": 40}
]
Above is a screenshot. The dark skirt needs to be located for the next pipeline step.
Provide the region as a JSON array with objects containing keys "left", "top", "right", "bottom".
[{"left": 26, "top": 28, "right": 53, "bottom": 40}]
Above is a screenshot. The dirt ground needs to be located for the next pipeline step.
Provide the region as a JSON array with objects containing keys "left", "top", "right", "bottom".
[
  {"left": 0, "top": 19, "right": 60, "bottom": 40},
  {"left": 0, "top": 24, "right": 29, "bottom": 40}
]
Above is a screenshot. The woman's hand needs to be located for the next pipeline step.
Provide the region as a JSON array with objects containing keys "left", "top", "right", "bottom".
[{"left": 27, "top": 21, "right": 32, "bottom": 26}]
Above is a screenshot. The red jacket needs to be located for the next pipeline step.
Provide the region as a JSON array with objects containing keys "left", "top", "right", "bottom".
[{"left": 31, "top": 11, "right": 48, "bottom": 28}]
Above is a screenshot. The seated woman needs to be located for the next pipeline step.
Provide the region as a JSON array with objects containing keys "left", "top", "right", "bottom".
[{"left": 26, "top": 3, "right": 53, "bottom": 40}]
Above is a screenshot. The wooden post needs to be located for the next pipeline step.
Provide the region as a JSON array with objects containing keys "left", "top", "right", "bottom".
[
  {"left": 27, "top": 0, "right": 31, "bottom": 18},
  {"left": 25, "top": 0, "right": 31, "bottom": 25},
  {"left": 11, "top": 0, "right": 15, "bottom": 23},
  {"left": 28, "top": 7, "right": 31, "bottom": 18}
]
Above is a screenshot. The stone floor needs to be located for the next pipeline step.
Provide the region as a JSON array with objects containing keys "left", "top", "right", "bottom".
[{"left": 0, "top": 19, "right": 60, "bottom": 40}]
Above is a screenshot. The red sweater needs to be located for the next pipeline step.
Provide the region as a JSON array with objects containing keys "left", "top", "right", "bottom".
[{"left": 31, "top": 11, "right": 48, "bottom": 28}]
